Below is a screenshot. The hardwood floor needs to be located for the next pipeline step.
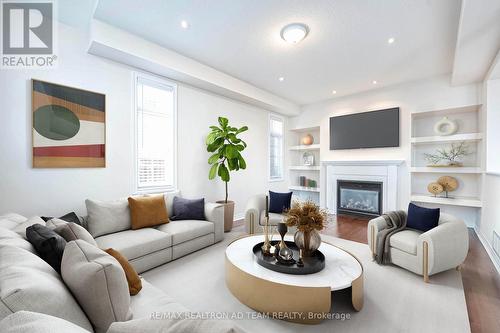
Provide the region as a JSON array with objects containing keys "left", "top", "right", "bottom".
[
  {"left": 321, "top": 215, "right": 500, "bottom": 333},
  {"left": 233, "top": 215, "right": 500, "bottom": 333}
]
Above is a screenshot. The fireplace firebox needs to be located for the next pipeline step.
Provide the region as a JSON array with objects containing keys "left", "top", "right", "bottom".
[{"left": 337, "top": 180, "right": 383, "bottom": 217}]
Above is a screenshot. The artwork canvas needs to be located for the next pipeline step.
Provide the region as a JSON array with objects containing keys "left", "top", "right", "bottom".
[{"left": 32, "top": 80, "right": 105, "bottom": 168}]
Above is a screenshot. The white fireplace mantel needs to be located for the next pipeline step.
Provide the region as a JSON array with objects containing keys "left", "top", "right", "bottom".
[{"left": 320, "top": 160, "right": 405, "bottom": 215}]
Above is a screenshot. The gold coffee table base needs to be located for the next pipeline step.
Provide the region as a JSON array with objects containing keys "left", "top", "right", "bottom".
[{"left": 225, "top": 246, "right": 364, "bottom": 325}]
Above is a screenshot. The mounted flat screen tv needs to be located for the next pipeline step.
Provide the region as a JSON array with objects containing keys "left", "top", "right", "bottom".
[{"left": 330, "top": 107, "right": 399, "bottom": 150}]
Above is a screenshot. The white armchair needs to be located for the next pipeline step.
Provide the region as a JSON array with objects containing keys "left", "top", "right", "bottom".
[
  {"left": 244, "top": 194, "right": 285, "bottom": 234},
  {"left": 368, "top": 212, "right": 469, "bottom": 282}
]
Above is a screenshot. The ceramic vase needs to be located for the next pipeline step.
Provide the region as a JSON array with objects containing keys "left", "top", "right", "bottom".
[{"left": 294, "top": 229, "right": 321, "bottom": 256}]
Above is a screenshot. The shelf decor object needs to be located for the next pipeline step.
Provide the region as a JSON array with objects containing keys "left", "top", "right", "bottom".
[
  {"left": 423, "top": 141, "right": 470, "bottom": 167},
  {"left": 433, "top": 116, "right": 458, "bottom": 136},
  {"left": 284, "top": 200, "right": 327, "bottom": 257},
  {"left": 302, "top": 151, "right": 314, "bottom": 166},
  {"left": 300, "top": 133, "right": 314, "bottom": 145},
  {"left": 427, "top": 182, "right": 444, "bottom": 197},
  {"left": 437, "top": 176, "right": 459, "bottom": 198},
  {"left": 276, "top": 223, "right": 294, "bottom": 263}
]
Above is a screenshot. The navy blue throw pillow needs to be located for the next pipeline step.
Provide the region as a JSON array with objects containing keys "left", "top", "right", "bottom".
[
  {"left": 170, "top": 197, "right": 206, "bottom": 220},
  {"left": 407, "top": 203, "right": 440, "bottom": 232},
  {"left": 269, "top": 191, "right": 293, "bottom": 214}
]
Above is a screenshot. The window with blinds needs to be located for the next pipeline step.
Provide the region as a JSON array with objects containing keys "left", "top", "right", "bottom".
[
  {"left": 135, "top": 75, "right": 176, "bottom": 191},
  {"left": 269, "top": 115, "right": 284, "bottom": 181}
]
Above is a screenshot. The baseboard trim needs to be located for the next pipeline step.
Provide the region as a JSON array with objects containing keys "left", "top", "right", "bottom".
[
  {"left": 233, "top": 213, "right": 245, "bottom": 222},
  {"left": 473, "top": 226, "right": 500, "bottom": 274}
]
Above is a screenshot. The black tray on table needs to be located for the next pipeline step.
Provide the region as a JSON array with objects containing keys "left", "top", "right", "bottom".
[{"left": 252, "top": 241, "right": 325, "bottom": 275}]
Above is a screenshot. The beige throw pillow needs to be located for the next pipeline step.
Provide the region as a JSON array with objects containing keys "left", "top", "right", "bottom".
[
  {"left": 62, "top": 240, "right": 132, "bottom": 333},
  {"left": 53, "top": 222, "right": 98, "bottom": 247}
]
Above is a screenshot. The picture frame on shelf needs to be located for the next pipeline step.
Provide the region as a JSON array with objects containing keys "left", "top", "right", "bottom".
[{"left": 303, "top": 152, "right": 314, "bottom": 166}]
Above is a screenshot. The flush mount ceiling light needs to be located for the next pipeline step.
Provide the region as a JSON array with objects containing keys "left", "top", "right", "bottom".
[
  {"left": 372, "top": 80, "right": 378, "bottom": 85},
  {"left": 280, "top": 23, "right": 309, "bottom": 44},
  {"left": 278, "top": 77, "right": 285, "bottom": 82},
  {"left": 388, "top": 37, "right": 395, "bottom": 44},
  {"left": 180, "top": 20, "right": 189, "bottom": 29},
  {"left": 332, "top": 90, "right": 337, "bottom": 94}
]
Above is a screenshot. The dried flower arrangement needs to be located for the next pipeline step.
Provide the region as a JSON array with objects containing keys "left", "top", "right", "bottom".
[
  {"left": 424, "top": 141, "right": 470, "bottom": 167},
  {"left": 284, "top": 200, "right": 328, "bottom": 232}
]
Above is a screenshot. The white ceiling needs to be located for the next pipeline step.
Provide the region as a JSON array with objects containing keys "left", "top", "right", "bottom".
[
  {"left": 92, "top": 0, "right": 462, "bottom": 105},
  {"left": 452, "top": 0, "right": 500, "bottom": 85}
]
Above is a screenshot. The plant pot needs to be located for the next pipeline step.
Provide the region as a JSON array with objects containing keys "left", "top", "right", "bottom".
[
  {"left": 294, "top": 229, "right": 321, "bottom": 257},
  {"left": 216, "top": 200, "right": 235, "bottom": 232}
]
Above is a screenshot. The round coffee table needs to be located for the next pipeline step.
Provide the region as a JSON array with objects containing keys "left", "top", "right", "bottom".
[{"left": 225, "top": 234, "right": 363, "bottom": 324}]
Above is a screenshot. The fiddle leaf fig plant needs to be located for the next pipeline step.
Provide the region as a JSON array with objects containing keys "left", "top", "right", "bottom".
[{"left": 206, "top": 117, "right": 248, "bottom": 203}]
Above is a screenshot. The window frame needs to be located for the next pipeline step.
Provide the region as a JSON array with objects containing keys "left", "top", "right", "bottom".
[
  {"left": 133, "top": 72, "right": 178, "bottom": 194},
  {"left": 268, "top": 113, "right": 285, "bottom": 182}
]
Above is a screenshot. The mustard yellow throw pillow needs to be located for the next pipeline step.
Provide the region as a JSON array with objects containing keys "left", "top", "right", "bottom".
[
  {"left": 128, "top": 195, "right": 169, "bottom": 230},
  {"left": 105, "top": 248, "right": 142, "bottom": 296}
]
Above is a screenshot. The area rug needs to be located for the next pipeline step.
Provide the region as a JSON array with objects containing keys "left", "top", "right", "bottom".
[{"left": 142, "top": 232, "right": 470, "bottom": 333}]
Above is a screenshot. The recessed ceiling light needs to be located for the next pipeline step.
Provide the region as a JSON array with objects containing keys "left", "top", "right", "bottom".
[
  {"left": 332, "top": 90, "right": 337, "bottom": 94},
  {"left": 180, "top": 20, "right": 189, "bottom": 29},
  {"left": 388, "top": 37, "right": 395, "bottom": 44},
  {"left": 278, "top": 77, "right": 285, "bottom": 82},
  {"left": 372, "top": 80, "right": 378, "bottom": 85},
  {"left": 280, "top": 23, "right": 309, "bottom": 44}
]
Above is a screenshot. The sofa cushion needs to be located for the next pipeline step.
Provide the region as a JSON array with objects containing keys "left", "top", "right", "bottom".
[
  {"left": 54, "top": 222, "right": 98, "bottom": 247},
  {"left": 171, "top": 196, "right": 205, "bottom": 221},
  {"left": 407, "top": 203, "right": 440, "bottom": 232},
  {"left": 85, "top": 198, "right": 131, "bottom": 237},
  {"left": 0, "top": 311, "right": 90, "bottom": 333},
  {"left": 105, "top": 248, "right": 142, "bottom": 296},
  {"left": 0, "top": 245, "right": 93, "bottom": 332},
  {"left": 129, "top": 280, "right": 187, "bottom": 319},
  {"left": 390, "top": 229, "right": 423, "bottom": 255},
  {"left": 269, "top": 191, "right": 292, "bottom": 214},
  {"left": 0, "top": 227, "right": 36, "bottom": 253},
  {"left": 259, "top": 211, "right": 284, "bottom": 226},
  {"left": 26, "top": 224, "right": 67, "bottom": 273},
  {"left": 156, "top": 220, "right": 214, "bottom": 245},
  {"left": 0, "top": 213, "right": 27, "bottom": 230},
  {"left": 128, "top": 195, "right": 169, "bottom": 230},
  {"left": 62, "top": 240, "right": 131, "bottom": 333},
  {"left": 13, "top": 216, "right": 46, "bottom": 239},
  {"left": 95, "top": 228, "right": 172, "bottom": 260}
]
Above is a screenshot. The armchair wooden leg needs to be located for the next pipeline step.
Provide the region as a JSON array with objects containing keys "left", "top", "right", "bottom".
[
  {"left": 423, "top": 241, "right": 429, "bottom": 283},
  {"left": 371, "top": 225, "right": 376, "bottom": 261},
  {"left": 456, "top": 265, "right": 461, "bottom": 271},
  {"left": 249, "top": 213, "right": 254, "bottom": 234}
]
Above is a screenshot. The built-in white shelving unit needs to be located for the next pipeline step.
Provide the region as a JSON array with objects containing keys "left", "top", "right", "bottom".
[
  {"left": 288, "top": 126, "right": 321, "bottom": 204},
  {"left": 410, "top": 133, "right": 483, "bottom": 145},
  {"left": 289, "top": 144, "right": 320, "bottom": 151},
  {"left": 289, "top": 165, "right": 321, "bottom": 171},
  {"left": 409, "top": 104, "right": 484, "bottom": 224},
  {"left": 289, "top": 186, "right": 321, "bottom": 193},
  {"left": 410, "top": 167, "right": 483, "bottom": 174},
  {"left": 410, "top": 195, "right": 482, "bottom": 208}
]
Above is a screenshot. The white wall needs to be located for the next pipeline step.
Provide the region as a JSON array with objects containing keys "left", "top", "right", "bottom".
[
  {"left": 0, "top": 23, "right": 287, "bottom": 219},
  {"left": 485, "top": 79, "right": 500, "bottom": 173},
  {"left": 291, "top": 76, "right": 480, "bottom": 210},
  {"left": 477, "top": 77, "right": 500, "bottom": 270}
]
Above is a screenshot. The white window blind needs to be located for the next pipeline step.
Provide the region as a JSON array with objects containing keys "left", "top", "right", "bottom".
[
  {"left": 135, "top": 75, "right": 176, "bottom": 191},
  {"left": 269, "top": 115, "right": 284, "bottom": 181}
]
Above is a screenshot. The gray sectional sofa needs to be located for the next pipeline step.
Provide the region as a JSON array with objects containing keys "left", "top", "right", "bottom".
[
  {"left": 0, "top": 192, "right": 241, "bottom": 332},
  {"left": 85, "top": 191, "right": 224, "bottom": 273}
]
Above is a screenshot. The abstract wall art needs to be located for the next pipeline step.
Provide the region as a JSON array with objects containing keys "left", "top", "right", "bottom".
[{"left": 32, "top": 79, "right": 106, "bottom": 168}]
